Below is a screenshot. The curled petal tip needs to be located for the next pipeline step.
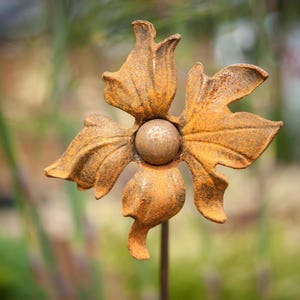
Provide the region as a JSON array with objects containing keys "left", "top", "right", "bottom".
[
  {"left": 248, "top": 64, "right": 269, "bottom": 79},
  {"left": 197, "top": 198, "right": 227, "bottom": 224},
  {"left": 44, "top": 164, "right": 54, "bottom": 176},
  {"left": 272, "top": 120, "right": 283, "bottom": 136},
  {"left": 277, "top": 120, "right": 284, "bottom": 127},
  {"left": 44, "top": 162, "right": 69, "bottom": 179},
  {"left": 165, "top": 33, "right": 181, "bottom": 42},
  {"left": 128, "top": 221, "right": 150, "bottom": 260},
  {"left": 203, "top": 209, "right": 227, "bottom": 224},
  {"left": 193, "top": 62, "right": 204, "bottom": 68},
  {"left": 94, "top": 188, "right": 108, "bottom": 200},
  {"left": 132, "top": 20, "right": 156, "bottom": 41},
  {"left": 173, "top": 33, "right": 181, "bottom": 40},
  {"left": 128, "top": 242, "right": 150, "bottom": 260},
  {"left": 44, "top": 167, "right": 49, "bottom": 176},
  {"left": 229, "top": 63, "right": 269, "bottom": 79},
  {"left": 197, "top": 197, "right": 227, "bottom": 224},
  {"left": 132, "top": 19, "right": 153, "bottom": 26}
]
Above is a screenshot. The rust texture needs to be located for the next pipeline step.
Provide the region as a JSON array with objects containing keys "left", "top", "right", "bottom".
[{"left": 45, "top": 20, "right": 283, "bottom": 260}]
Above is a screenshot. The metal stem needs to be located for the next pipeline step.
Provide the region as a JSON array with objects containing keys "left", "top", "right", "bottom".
[{"left": 160, "top": 221, "right": 169, "bottom": 300}]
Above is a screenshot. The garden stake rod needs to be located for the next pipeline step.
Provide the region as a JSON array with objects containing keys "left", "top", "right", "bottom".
[
  {"left": 45, "top": 19, "right": 283, "bottom": 299},
  {"left": 160, "top": 221, "right": 169, "bottom": 300}
]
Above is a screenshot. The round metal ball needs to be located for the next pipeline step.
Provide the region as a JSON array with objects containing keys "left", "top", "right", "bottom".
[{"left": 135, "top": 119, "right": 181, "bottom": 165}]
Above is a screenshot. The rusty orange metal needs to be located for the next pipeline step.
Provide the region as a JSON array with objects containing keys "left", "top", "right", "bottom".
[{"left": 45, "top": 20, "right": 283, "bottom": 260}]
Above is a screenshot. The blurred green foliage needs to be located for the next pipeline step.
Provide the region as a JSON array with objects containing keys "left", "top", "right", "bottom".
[
  {"left": 96, "top": 219, "right": 300, "bottom": 300},
  {"left": 0, "top": 236, "right": 46, "bottom": 300}
]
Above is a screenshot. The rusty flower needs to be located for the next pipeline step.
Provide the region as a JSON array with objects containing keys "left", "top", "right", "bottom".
[{"left": 45, "top": 20, "right": 282, "bottom": 260}]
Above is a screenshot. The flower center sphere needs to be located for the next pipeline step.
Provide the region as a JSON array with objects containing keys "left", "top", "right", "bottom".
[{"left": 135, "top": 119, "right": 181, "bottom": 165}]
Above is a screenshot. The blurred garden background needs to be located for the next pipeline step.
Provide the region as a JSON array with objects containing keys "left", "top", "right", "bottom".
[{"left": 0, "top": 0, "right": 300, "bottom": 299}]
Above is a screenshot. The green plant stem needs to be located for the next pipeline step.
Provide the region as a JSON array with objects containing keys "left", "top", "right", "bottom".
[{"left": 0, "top": 106, "right": 61, "bottom": 296}]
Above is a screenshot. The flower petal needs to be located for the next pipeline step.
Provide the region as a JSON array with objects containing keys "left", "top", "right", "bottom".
[
  {"left": 122, "top": 164, "right": 185, "bottom": 259},
  {"left": 183, "top": 112, "right": 282, "bottom": 223},
  {"left": 183, "top": 151, "right": 228, "bottom": 223},
  {"left": 180, "top": 63, "right": 282, "bottom": 223},
  {"left": 181, "top": 63, "right": 268, "bottom": 127},
  {"left": 183, "top": 111, "right": 282, "bottom": 169},
  {"left": 103, "top": 20, "right": 181, "bottom": 121},
  {"left": 45, "top": 114, "right": 133, "bottom": 199}
]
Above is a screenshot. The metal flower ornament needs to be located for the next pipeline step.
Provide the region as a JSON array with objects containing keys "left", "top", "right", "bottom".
[{"left": 45, "top": 20, "right": 282, "bottom": 260}]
